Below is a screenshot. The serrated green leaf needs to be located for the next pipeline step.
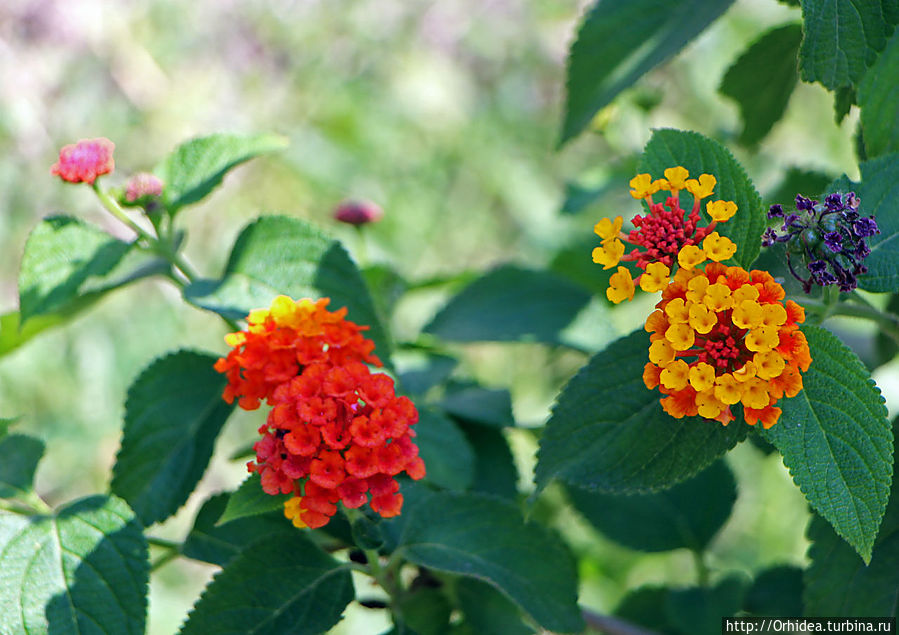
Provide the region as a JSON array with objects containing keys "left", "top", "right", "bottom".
[
  {"left": 155, "top": 133, "right": 287, "bottom": 216},
  {"left": 536, "top": 330, "right": 748, "bottom": 495},
  {"left": 415, "top": 409, "right": 475, "bottom": 492},
  {"left": 184, "top": 215, "right": 392, "bottom": 363},
  {"left": 18, "top": 215, "right": 164, "bottom": 325},
  {"left": 853, "top": 153, "right": 899, "bottom": 292},
  {"left": 440, "top": 383, "right": 514, "bottom": 428},
  {"left": 560, "top": 0, "right": 735, "bottom": 145},
  {"left": 720, "top": 24, "right": 803, "bottom": 146},
  {"left": 179, "top": 532, "right": 353, "bottom": 635},
  {"left": 459, "top": 423, "right": 519, "bottom": 499},
  {"left": 803, "top": 419, "right": 899, "bottom": 616},
  {"left": 798, "top": 0, "right": 899, "bottom": 90},
  {"left": 762, "top": 326, "right": 892, "bottom": 563},
  {"left": 568, "top": 459, "right": 736, "bottom": 552},
  {"left": 455, "top": 578, "right": 534, "bottom": 635},
  {"left": 111, "top": 350, "right": 235, "bottom": 526},
  {"left": 396, "top": 492, "right": 583, "bottom": 633},
  {"left": 860, "top": 29, "right": 899, "bottom": 158},
  {"left": 218, "top": 473, "right": 292, "bottom": 526},
  {"left": 0, "top": 434, "right": 44, "bottom": 500},
  {"left": 639, "top": 129, "right": 766, "bottom": 268},
  {"left": 424, "top": 265, "right": 591, "bottom": 344},
  {"left": 0, "top": 495, "right": 148, "bottom": 634},
  {"left": 743, "top": 565, "right": 804, "bottom": 617},
  {"left": 181, "top": 493, "right": 295, "bottom": 567}
]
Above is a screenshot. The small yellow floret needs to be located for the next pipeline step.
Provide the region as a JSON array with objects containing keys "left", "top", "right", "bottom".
[
  {"left": 732, "top": 299, "right": 763, "bottom": 329},
  {"left": 761, "top": 303, "right": 788, "bottom": 327},
  {"left": 732, "top": 361, "right": 757, "bottom": 383},
  {"left": 594, "top": 216, "right": 624, "bottom": 242},
  {"left": 629, "top": 174, "right": 659, "bottom": 199},
  {"left": 649, "top": 339, "right": 676, "bottom": 366},
  {"left": 732, "top": 284, "right": 760, "bottom": 304},
  {"left": 753, "top": 350, "right": 786, "bottom": 380},
  {"left": 660, "top": 359, "right": 690, "bottom": 391},
  {"left": 607, "top": 266, "right": 635, "bottom": 304},
  {"left": 592, "top": 239, "right": 625, "bottom": 269},
  {"left": 702, "top": 232, "right": 737, "bottom": 262},
  {"left": 284, "top": 496, "right": 309, "bottom": 529},
  {"left": 686, "top": 275, "right": 710, "bottom": 303},
  {"left": 678, "top": 245, "right": 707, "bottom": 270},
  {"left": 704, "top": 283, "right": 734, "bottom": 312},
  {"left": 664, "top": 297, "right": 690, "bottom": 323},
  {"left": 645, "top": 309, "right": 668, "bottom": 334},
  {"left": 689, "top": 362, "right": 716, "bottom": 392},
  {"left": 696, "top": 389, "right": 726, "bottom": 419},
  {"left": 688, "top": 302, "right": 717, "bottom": 334},
  {"left": 714, "top": 374, "right": 744, "bottom": 405},
  {"left": 224, "top": 332, "right": 246, "bottom": 347},
  {"left": 685, "top": 174, "right": 717, "bottom": 199},
  {"left": 707, "top": 200, "right": 737, "bottom": 222},
  {"left": 745, "top": 326, "right": 780, "bottom": 352},
  {"left": 639, "top": 262, "right": 671, "bottom": 292},
  {"left": 741, "top": 378, "right": 771, "bottom": 409},
  {"left": 664, "top": 166, "right": 690, "bottom": 191},
  {"left": 665, "top": 323, "right": 695, "bottom": 351}
]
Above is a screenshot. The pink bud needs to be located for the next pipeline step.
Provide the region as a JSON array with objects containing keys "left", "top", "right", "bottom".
[
  {"left": 124, "top": 172, "right": 164, "bottom": 203},
  {"left": 50, "top": 138, "right": 114, "bottom": 185},
  {"left": 334, "top": 199, "right": 383, "bottom": 226}
]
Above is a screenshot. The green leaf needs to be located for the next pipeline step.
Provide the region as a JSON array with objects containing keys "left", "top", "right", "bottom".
[
  {"left": 415, "top": 409, "right": 475, "bottom": 492},
  {"left": 665, "top": 575, "right": 748, "bottom": 635},
  {"left": 0, "top": 434, "right": 44, "bottom": 500},
  {"left": 798, "top": 0, "right": 899, "bottom": 90},
  {"left": 440, "top": 383, "right": 514, "bottom": 428},
  {"left": 459, "top": 423, "right": 519, "bottom": 499},
  {"left": 455, "top": 578, "right": 534, "bottom": 635},
  {"left": 834, "top": 86, "right": 857, "bottom": 123},
  {"left": 179, "top": 532, "right": 353, "bottom": 635},
  {"left": 155, "top": 132, "right": 288, "bottom": 216},
  {"left": 396, "top": 588, "right": 452, "bottom": 635},
  {"left": 766, "top": 167, "right": 835, "bottom": 206},
  {"left": 18, "top": 215, "right": 163, "bottom": 325},
  {"left": 536, "top": 329, "right": 748, "bottom": 495},
  {"left": 349, "top": 510, "right": 385, "bottom": 550},
  {"left": 860, "top": 28, "right": 899, "bottom": 158},
  {"left": 218, "top": 473, "right": 292, "bottom": 525},
  {"left": 761, "top": 326, "right": 892, "bottom": 563},
  {"left": 568, "top": 459, "right": 736, "bottom": 552},
  {"left": 396, "top": 492, "right": 583, "bottom": 633},
  {"left": 855, "top": 152, "right": 899, "bottom": 292},
  {"left": 803, "top": 419, "right": 899, "bottom": 616},
  {"left": 560, "top": 0, "right": 735, "bottom": 145},
  {"left": 743, "top": 565, "right": 803, "bottom": 617},
  {"left": 0, "top": 311, "right": 68, "bottom": 358},
  {"left": 639, "top": 129, "right": 766, "bottom": 268},
  {"left": 719, "top": 24, "right": 803, "bottom": 146},
  {"left": 181, "top": 493, "right": 295, "bottom": 567},
  {"left": 424, "top": 265, "right": 591, "bottom": 343},
  {"left": 550, "top": 236, "right": 618, "bottom": 298},
  {"left": 111, "top": 350, "right": 235, "bottom": 526},
  {"left": 615, "top": 586, "right": 671, "bottom": 632},
  {"left": 0, "top": 495, "right": 148, "bottom": 634},
  {"left": 397, "top": 354, "right": 458, "bottom": 397},
  {"left": 184, "top": 215, "right": 392, "bottom": 363}
]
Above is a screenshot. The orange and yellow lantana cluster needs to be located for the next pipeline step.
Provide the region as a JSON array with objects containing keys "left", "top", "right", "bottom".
[
  {"left": 215, "top": 296, "right": 425, "bottom": 529},
  {"left": 642, "top": 263, "right": 811, "bottom": 428},
  {"left": 593, "top": 166, "right": 738, "bottom": 303}
]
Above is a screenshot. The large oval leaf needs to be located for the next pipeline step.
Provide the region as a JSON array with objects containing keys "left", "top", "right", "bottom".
[
  {"left": 183, "top": 215, "right": 391, "bottom": 363},
  {"left": 396, "top": 492, "right": 583, "bottom": 633},
  {"left": 639, "top": 129, "right": 765, "bottom": 268},
  {"left": 856, "top": 152, "right": 899, "bottom": 293},
  {"left": 560, "top": 0, "right": 734, "bottom": 145},
  {"left": 179, "top": 532, "right": 353, "bottom": 635},
  {"left": 762, "top": 326, "right": 892, "bottom": 563},
  {"left": 0, "top": 495, "right": 148, "bottom": 634},
  {"left": 535, "top": 329, "right": 747, "bottom": 495},
  {"left": 111, "top": 350, "right": 235, "bottom": 526}
]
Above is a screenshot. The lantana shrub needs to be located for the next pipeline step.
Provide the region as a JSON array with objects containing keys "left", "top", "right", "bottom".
[{"left": 2, "top": 2, "right": 899, "bottom": 633}]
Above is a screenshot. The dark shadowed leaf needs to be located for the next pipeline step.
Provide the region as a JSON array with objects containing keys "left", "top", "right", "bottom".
[
  {"left": 560, "top": 0, "right": 735, "bottom": 144},
  {"left": 397, "top": 492, "right": 583, "bottom": 633},
  {"left": 762, "top": 327, "right": 892, "bottom": 562},
  {"left": 536, "top": 330, "right": 747, "bottom": 495},
  {"left": 455, "top": 578, "right": 534, "bottom": 635},
  {"left": 184, "top": 215, "right": 391, "bottom": 363},
  {"left": 111, "top": 350, "right": 235, "bottom": 526},
  {"left": 568, "top": 459, "right": 736, "bottom": 552},
  {"left": 765, "top": 167, "right": 834, "bottom": 206},
  {"left": 424, "top": 265, "right": 591, "bottom": 343},
  {"left": 665, "top": 575, "right": 748, "bottom": 635},
  {"left": 413, "top": 409, "right": 475, "bottom": 492},
  {"left": 459, "top": 423, "right": 519, "bottom": 500},
  {"left": 0, "top": 434, "right": 44, "bottom": 501},
  {"left": 155, "top": 132, "right": 288, "bottom": 216},
  {"left": 719, "top": 24, "right": 803, "bottom": 146},
  {"left": 743, "top": 565, "right": 804, "bottom": 617},
  {"left": 0, "top": 495, "right": 148, "bottom": 634},
  {"left": 640, "top": 129, "right": 766, "bottom": 268},
  {"left": 179, "top": 532, "right": 353, "bottom": 635},
  {"left": 855, "top": 152, "right": 899, "bottom": 292},
  {"left": 859, "top": 29, "right": 899, "bottom": 158},
  {"left": 440, "top": 383, "right": 514, "bottom": 428}
]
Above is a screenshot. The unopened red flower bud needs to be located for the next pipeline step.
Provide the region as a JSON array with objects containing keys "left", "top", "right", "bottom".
[
  {"left": 334, "top": 199, "right": 383, "bottom": 226},
  {"left": 50, "top": 138, "right": 114, "bottom": 185},
  {"left": 124, "top": 172, "right": 164, "bottom": 203}
]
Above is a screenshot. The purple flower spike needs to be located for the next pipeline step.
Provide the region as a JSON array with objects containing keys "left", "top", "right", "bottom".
[
  {"left": 768, "top": 204, "right": 784, "bottom": 219},
  {"left": 853, "top": 216, "right": 879, "bottom": 237},
  {"left": 824, "top": 193, "right": 843, "bottom": 211},
  {"left": 795, "top": 195, "right": 815, "bottom": 212},
  {"left": 823, "top": 231, "right": 843, "bottom": 252}
]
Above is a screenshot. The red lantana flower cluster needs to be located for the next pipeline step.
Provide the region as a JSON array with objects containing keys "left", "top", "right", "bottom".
[
  {"left": 50, "top": 138, "right": 115, "bottom": 185},
  {"left": 215, "top": 295, "right": 424, "bottom": 529}
]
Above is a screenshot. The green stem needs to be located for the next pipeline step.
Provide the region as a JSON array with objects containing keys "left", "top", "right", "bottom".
[
  {"left": 147, "top": 535, "right": 182, "bottom": 571},
  {"left": 146, "top": 536, "right": 181, "bottom": 550},
  {"left": 797, "top": 295, "right": 899, "bottom": 346},
  {"left": 150, "top": 549, "right": 180, "bottom": 572},
  {"left": 692, "top": 549, "right": 709, "bottom": 587}
]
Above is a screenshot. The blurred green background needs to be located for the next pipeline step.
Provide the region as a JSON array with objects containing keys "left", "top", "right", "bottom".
[{"left": 1, "top": 1, "right": 894, "bottom": 633}]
